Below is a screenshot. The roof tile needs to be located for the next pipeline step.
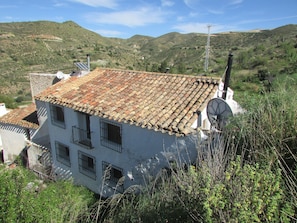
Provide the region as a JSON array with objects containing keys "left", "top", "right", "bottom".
[
  {"left": 35, "top": 68, "right": 220, "bottom": 136},
  {"left": 0, "top": 103, "right": 39, "bottom": 129}
]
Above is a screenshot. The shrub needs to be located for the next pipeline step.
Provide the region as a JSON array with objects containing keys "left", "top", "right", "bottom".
[
  {"left": 230, "top": 74, "right": 297, "bottom": 169},
  {"left": 15, "top": 96, "right": 24, "bottom": 103},
  {"left": 0, "top": 165, "right": 95, "bottom": 222},
  {"left": 0, "top": 94, "right": 17, "bottom": 108},
  {"left": 34, "top": 180, "right": 94, "bottom": 222},
  {"left": 0, "top": 165, "right": 36, "bottom": 222},
  {"left": 100, "top": 153, "right": 293, "bottom": 223}
]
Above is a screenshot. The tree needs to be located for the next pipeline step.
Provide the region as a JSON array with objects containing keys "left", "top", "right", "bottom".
[
  {"left": 0, "top": 94, "right": 17, "bottom": 108},
  {"left": 159, "top": 60, "right": 169, "bottom": 73},
  {"left": 177, "top": 62, "right": 186, "bottom": 74}
]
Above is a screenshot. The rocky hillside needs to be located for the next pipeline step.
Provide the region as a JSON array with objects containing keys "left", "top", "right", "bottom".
[{"left": 0, "top": 21, "right": 296, "bottom": 99}]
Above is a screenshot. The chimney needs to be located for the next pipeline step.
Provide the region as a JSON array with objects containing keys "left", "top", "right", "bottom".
[
  {"left": 0, "top": 103, "right": 7, "bottom": 117},
  {"left": 87, "top": 54, "right": 90, "bottom": 72},
  {"left": 222, "top": 53, "right": 233, "bottom": 100}
]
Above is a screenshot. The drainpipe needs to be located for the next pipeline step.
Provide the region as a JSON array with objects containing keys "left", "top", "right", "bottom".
[{"left": 222, "top": 53, "right": 233, "bottom": 100}]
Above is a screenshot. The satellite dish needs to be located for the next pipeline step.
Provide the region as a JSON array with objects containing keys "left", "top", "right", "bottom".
[
  {"left": 56, "top": 71, "right": 65, "bottom": 79},
  {"left": 206, "top": 98, "right": 233, "bottom": 130}
]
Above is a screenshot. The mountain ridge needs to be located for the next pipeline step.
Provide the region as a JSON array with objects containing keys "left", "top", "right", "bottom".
[{"left": 0, "top": 21, "right": 296, "bottom": 98}]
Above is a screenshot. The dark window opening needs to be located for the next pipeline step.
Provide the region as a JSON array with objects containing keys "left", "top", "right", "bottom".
[
  {"left": 101, "top": 121, "right": 122, "bottom": 152},
  {"left": 56, "top": 141, "right": 70, "bottom": 166},
  {"left": 102, "top": 162, "right": 123, "bottom": 183},
  {"left": 51, "top": 104, "right": 65, "bottom": 128},
  {"left": 78, "top": 151, "right": 96, "bottom": 179},
  {"left": 55, "top": 106, "right": 64, "bottom": 122},
  {"left": 107, "top": 123, "right": 121, "bottom": 144}
]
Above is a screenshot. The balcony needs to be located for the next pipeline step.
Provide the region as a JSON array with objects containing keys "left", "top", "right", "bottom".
[{"left": 72, "top": 126, "right": 93, "bottom": 149}]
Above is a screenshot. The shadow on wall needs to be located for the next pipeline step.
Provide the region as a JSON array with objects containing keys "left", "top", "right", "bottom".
[
  {"left": 26, "top": 144, "right": 54, "bottom": 180},
  {"left": 53, "top": 166, "right": 73, "bottom": 181}
]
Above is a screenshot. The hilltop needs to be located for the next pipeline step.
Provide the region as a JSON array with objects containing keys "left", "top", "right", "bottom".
[{"left": 0, "top": 21, "right": 297, "bottom": 101}]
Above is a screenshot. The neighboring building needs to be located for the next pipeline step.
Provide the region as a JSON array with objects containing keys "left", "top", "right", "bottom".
[
  {"left": 0, "top": 53, "right": 91, "bottom": 171},
  {"left": 0, "top": 103, "right": 51, "bottom": 173},
  {"left": 35, "top": 68, "right": 239, "bottom": 197},
  {"left": 0, "top": 103, "right": 9, "bottom": 162},
  {"left": 29, "top": 73, "right": 60, "bottom": 102},
  {"left": 0, "top": 103, "right": 38, "bottom": 164},
  {"left": 0, "top": 72, "right": 61, "bottom": 172},
  {"left": 29, "top": 70, "right": 89, "bottom": 102},
  {"left": 0, "top": 103, "right": 8, "bottom": 117},
  {"left": 0, "top": 63, "right": 90, "bottom": 170}
]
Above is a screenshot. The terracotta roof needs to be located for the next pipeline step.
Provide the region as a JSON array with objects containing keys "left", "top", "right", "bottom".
[
  {"left": 0, "top": 103, "right": 39, "bottom": 129},
  {"left": 35, "top": 68, "right": 220, "bottom": 136}
]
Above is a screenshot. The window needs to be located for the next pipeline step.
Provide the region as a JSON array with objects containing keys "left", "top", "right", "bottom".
[
  {"left": 78, "top": 151, "right": 96, "bottom": 179},
  {"left": 86, "top": 115, "right": 91, "bottom": 138},
  {"left": 55, "top": 142, "right": 70, "bottom": 166},
  {"left": 101, "top": 120, "right": 122, "bottom": 152},
  {"left": 102, "top": 162, "right": 124, "bottom": 191},
  {"left": 50, "top": 104, "right": 65, "bottom": 128},
  {"left": 72, "top": 112, "right": 92, "bottom": 148}
]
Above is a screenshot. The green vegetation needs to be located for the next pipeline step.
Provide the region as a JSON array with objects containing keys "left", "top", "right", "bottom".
[
  {"left": 99, "top": 159, "right": 290, "bottom": 223},
  {"left": 1, "top": 74, "right": 296, "bottom": 222},
  {"left": 0, "top": 165, "right": 95, "bottom": 222},
  {"left": 1, "top": 21, "right": 297, "bottom": 103},
  {"left": 0, "top": 94, "right": 17, "bottom": 108},
  {"left": 0, "top": 21, "right": 297, "bottom": 222}
]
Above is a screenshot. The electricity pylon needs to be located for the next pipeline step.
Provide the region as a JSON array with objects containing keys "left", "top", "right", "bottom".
[{"left": 204, "top": 25, "right": 211, "bottom": 72}]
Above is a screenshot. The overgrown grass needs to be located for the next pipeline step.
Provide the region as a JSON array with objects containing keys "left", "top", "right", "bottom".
[
  {"left": 96, "top": 139, "right": 294, "bottom": 222},
  {"left": 229, "top": 74, "right": 297, "bottom": 213},
  {"left": 0, "top": 165, "right": 95, "bottom": 222}
]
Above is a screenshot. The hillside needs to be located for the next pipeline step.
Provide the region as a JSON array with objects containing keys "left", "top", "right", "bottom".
[
  {"left": 0, "top": 21, "right": 297, "bottom": 101},
  {"left": 0, "top": 21, "right": 117, "bottom": 95}
]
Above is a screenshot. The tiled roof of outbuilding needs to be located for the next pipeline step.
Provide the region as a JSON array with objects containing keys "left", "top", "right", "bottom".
[
  {"left": 35, "top": 68, "right": 220, "bottom": 136},
  {"left": 0, "top": 103, "right": 39, "bottom": 129}
]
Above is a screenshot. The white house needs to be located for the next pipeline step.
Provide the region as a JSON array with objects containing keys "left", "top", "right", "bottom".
[
  {"left": 0, "top": 72, "right": 59, "bottom": 172},
  {"left": 0, "top": 68, "right": 90, "bottom": 171},
  {"left": 0, "top": 104, "right": 40, "bottom": 164},
  {"left": 0, "top": 103, "right": 9, "bottom": 162},
  {"left": 34, "top": 67, "right": 238, "bottom": 197}
]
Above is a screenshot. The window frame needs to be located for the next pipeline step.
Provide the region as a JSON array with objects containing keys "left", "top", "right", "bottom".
[
  {"left": 72, "top": 112, "right": 93, "bottom": 149},
  {"left": 50, "top": 104, "right": 65, "bottom": 128},
  {"left": 77, "top": 112, "right": 91, "bottom": 139},
  {"left": 78, "top": 151, "right": 96, "bottom": 179},
  {"left": 100, "top": 120, "right": 122, "bottom": 152},
  {"left": 55, "top": 141, "right": 71, "bottom": 167},
  {"left": 102, "top": 161, "right": 124, "bottom": 192}
]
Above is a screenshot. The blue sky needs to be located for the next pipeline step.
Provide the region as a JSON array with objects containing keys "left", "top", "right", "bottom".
[{"left": 1, "top": 0, "right": 297, "bottom": 39}]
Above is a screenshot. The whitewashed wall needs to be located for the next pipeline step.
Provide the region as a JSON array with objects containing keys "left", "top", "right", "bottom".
[
  {"left": 45, "top": 104, "right": 200, "bottom": 196},
  {"left": 0, "top": 125, "right": 28, "bottom": 163}
]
